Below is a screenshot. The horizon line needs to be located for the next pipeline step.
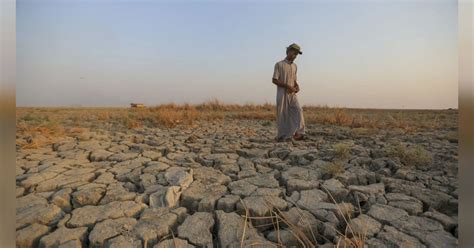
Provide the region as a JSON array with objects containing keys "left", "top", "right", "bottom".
[{"left": 15, "top": 104, "right": 458, "bottom": 111}]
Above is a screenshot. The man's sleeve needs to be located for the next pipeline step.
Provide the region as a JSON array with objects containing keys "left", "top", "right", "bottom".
[{"left": 272, "top": 62, "right": 280, "bottom": 80}]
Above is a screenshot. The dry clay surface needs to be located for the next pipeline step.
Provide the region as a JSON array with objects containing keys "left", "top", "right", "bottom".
[{"left": 16, "top": 119, "right": 458, "bottom": 247}]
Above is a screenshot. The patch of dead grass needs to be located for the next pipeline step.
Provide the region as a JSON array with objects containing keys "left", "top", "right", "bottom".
[
  {"left": 15, "top": 103, "right": 457, "bottom": 138},
  {"left": 332, "top": 143, "right": 351, "bottom": 160},
  {"left": 384, "top": 143, "right": 433, "bottom": 168},
  {"left": 236, "top": 189, "right": 368, "bottom": 247},
  {"left": 320, "top": 161, "right": 346, "bottom": 179}
]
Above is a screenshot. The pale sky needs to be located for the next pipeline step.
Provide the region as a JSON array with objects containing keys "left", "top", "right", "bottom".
[{"left": 17, "top": 0, "right": 458, "bottom": 109}]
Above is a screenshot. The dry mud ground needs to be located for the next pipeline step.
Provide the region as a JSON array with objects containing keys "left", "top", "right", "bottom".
[{"left": 16, "top": 109, "right": 458, "bottom": 248}]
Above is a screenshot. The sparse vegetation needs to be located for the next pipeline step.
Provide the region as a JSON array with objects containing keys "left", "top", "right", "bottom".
[
  {"left": 16, "top": 102, "right": 456, "bottom": 130},
  {"left": 320, "top": 161, "right": 346, "bottom": 178},
  {"left": 332, "top": 143, "right": 351, "bottom": 160},
  {"left": 384, "top": 143, "right": 433, "bottom": 167},
  {"left": 350, "top": 127, "right": 370, "bottom": 136},
  {"left": 15, "top": 101, "right": 458, "bottom": 246},
  {"left": 15, "top": 101, "right": 457, "bottom": 149},
  {"left": 236, "top": 190, "right": 368, "bottom": 247}
]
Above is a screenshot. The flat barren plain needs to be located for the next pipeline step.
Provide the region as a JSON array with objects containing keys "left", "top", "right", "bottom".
[{"left": 15, "top": 102, "right": 458, "bottom": 247}]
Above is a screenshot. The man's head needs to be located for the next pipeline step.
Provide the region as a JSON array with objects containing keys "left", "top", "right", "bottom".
[{"left": 286, "top": 43, "right": 302, "bottom": 62}]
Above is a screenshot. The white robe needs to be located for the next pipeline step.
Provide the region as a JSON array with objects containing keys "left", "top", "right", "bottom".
[{"left": 273, "top": 59, "right": 306, "bottom": 140}]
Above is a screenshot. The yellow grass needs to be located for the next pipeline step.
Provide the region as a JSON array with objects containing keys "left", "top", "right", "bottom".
[
  {"left": 16, "top": 101, "right": 457, "bottom": 149},
  {"left": 384, "top": 143, "right": 433, "bottom": 168},
  {"left": 320, "top": 161, "right": 346, "bottom": 179},
  {"left": 332, "top": 144, "right": 351, "bottom": 161}
]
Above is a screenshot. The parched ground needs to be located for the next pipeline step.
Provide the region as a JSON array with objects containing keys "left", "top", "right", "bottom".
[{"left": 16, "top": 108, "right": 458, "bottom": 248}]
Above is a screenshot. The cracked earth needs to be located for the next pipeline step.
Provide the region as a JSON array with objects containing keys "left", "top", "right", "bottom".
[{"left": 16, "top": 118, "right": 458, "bottom": 247}]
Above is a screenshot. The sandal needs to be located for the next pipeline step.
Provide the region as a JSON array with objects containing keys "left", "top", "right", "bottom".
[
  {"left": 293, "top": 133, "right": 306, "bottom": 141},
  {"left": 276, "top": 137, "right": 293, "bottom": 142}
]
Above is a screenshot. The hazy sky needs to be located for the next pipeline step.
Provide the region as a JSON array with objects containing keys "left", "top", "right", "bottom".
[{"left": 17, "top": 0, "right": 458, "bottom": 109}]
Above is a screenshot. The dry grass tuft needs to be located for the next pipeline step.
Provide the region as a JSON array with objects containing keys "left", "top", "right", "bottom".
[
  {"left": 320, "top": 161, "right": 346, "bottom": 179},
  {"left": 322, "top": 188, "right": 367, "bottom": 248},
  {"left": 16, "top": 118, "right": 66, "bottom": 149},
  {"left": 333, "top": 108, "right": 353, "bottom": 126},
  {"left": 97, "top": 111, "right": 110, "bottom": 121},
  {"left": 332, "top": 143, "right": 351, "bottom": 160},
  {"left": 236, "top": 190, "right": 368, "bottom": 247},
  {"left": 350, "top": 127, "right": 374, "bottom": 136},
  {"left": 384, "top": 143, "right": 433, "bottom": 167}
]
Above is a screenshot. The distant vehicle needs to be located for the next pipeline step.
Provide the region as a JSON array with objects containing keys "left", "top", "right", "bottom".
[{"left": 130, "top": 103, "right": 145, "bottom": 108}]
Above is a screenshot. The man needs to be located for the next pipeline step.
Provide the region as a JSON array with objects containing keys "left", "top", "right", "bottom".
[{"left": 272, "top": 43, "right": 306, "bottom": 142}]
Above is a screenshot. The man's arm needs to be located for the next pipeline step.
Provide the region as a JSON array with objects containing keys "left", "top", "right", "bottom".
[
  {"left": 273, "top": 78, "right": 296, "bottom": 93},
  {"left": 272, "top": 78, "right": 287, "bottom": 88}
]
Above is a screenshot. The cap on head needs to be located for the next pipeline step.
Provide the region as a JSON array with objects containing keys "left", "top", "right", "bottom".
[{"left": 287, "top": 43, "right": 302, "bottom": 54}]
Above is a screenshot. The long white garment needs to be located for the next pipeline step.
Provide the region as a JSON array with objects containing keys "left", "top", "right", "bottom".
[{"left": 273, "top": 59, "right": 306, "bottom": 140}]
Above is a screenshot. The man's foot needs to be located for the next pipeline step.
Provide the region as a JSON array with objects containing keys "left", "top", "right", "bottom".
[
  {"left": 293, "top": 133, "right": 306, "bottom": 141},
  {"left": 276, "top": 137, "right": 293, "bottom": 142}
]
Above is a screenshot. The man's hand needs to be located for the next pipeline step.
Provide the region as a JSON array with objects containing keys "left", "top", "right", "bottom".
[
  {"left": 294, "top": 82, "right": 300, "bottom": 93},
  {"left": 286, "top": 85, "right": 297, "bottom": 94},
  {"left": 273, "top": 78, "right": 298, "bottom": 94}
]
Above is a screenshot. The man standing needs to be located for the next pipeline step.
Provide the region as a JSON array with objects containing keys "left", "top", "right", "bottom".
[{"left": 272, "top": 43, "right": 306, "bottom": 142}]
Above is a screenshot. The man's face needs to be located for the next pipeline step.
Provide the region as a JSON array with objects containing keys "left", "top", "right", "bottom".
[{"left": 287, "top": 49, "right": 298, "bottom": 62}]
